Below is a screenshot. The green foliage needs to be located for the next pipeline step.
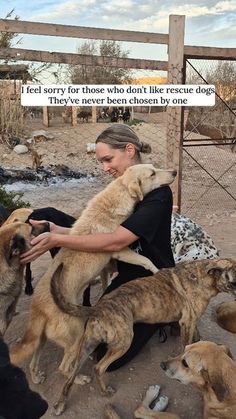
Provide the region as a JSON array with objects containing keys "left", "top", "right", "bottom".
[
  {"left": 0, "top": 185, "right": 30, "bottom": 211},
  {"left": 69, "top": 40, "right": 132, "bottom": 85},
  {"left": 0, "top": 9, "right": 21, "bottom": 50}
]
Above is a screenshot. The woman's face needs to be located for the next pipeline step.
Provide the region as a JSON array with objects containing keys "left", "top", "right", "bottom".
[{"left": 96, "top": 142, "right": 136, "bottom": 178}]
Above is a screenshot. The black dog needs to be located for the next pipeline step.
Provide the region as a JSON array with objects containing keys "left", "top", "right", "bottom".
[
  {"left": 0, "top": 338, "right": 48, "bottom": 418},
  {"left": 24, "top": 207, "right": 76, "bottom": 295}
]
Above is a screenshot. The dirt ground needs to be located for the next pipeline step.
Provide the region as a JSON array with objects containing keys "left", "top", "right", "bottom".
[{"left": 1, "top": 117, "right": 236, "bottom": 418}]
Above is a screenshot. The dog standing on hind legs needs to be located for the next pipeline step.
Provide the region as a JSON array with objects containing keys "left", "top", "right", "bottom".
[{"left": 10, "top": 165, "right": 175, "bottom": 386}]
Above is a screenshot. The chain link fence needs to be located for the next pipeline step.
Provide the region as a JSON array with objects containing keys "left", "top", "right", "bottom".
[
  {"left": 181, "top": 58, "right": 236, "bottom": 220},
  {"left": 1, "top": 46, "right": 172, "bottom": 171}
]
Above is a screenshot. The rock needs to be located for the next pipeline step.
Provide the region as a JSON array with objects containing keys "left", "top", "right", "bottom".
[{"left": 13, "top": 144, "right": 29, "bottom": 154}]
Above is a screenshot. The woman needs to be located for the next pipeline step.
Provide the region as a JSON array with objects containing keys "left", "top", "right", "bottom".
[{"left": 21, "top": 124, "right": 175, "bottom": 370}]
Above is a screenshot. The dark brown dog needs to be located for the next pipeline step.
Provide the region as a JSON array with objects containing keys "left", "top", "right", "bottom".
[
  {"left": 0, "top": 221, "right": 49, "bottom": 335},
  {"left": 161, "top": 340, "right": 236, "bottom": 419},
  {"left": 216, "top": 300, "right": 236, "bottom": 333},
  {"left": 50, "top": 258, "right": 236, "bottom": 415}
]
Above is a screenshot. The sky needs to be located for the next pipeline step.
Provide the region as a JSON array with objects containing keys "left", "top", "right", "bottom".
[{"left": 1, "top": 0, "right": 235, "bottom": 78}]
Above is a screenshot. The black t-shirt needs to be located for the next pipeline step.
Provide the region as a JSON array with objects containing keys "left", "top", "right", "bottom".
[{"left": 117, "top": 185, "right": 175, "bottom": 282}]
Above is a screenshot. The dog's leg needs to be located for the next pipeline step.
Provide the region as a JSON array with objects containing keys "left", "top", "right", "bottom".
[
  {"left": 59, "top": 347, "right": 91, "bottom": 386},
  {"left": 179, "top": 311, "right": 197, "bottom": 346},
  {"left": 10, "top": 312, "right": 46, "bottom": 365},
  {"left": 54, "top": 335, "right": 99, "bottom": 416},
  {"left": 30, "top": 334, "right": 47, "bottom": 384},
  {"left": 112, "top": 248, "right": 158, "bottom": 274},
  {"left": 95, "top": 340, "right": 132, "bottom": 396}
]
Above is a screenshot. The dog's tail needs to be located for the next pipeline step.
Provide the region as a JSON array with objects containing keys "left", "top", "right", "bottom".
[
  {"left": 50, "top": 263, "right": 92, "bottom": 320},
  {"left": 104, "top": 405, "right": 121, "bottom": 419}
]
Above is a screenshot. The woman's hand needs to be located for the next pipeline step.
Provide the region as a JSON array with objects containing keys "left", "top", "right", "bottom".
[
  {"left": 20, "top": 219, "right": 60, "bottom": 263},
  {"left": 20, "top": 232, "right": 58, "bottom": 263}
]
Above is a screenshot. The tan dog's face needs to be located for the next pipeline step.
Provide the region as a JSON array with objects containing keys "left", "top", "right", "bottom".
[
  {"left": 207, "top": 258, "right": 236, "bottom": 295},
  {"left": 0, "top": 221, "right": 49, "bottom": 265},
  {"left": 160, "top": 341, "right": 232, "bottom": 389},
  {"left": 122, "top": 164, "right": 177, "bottom": 200}
]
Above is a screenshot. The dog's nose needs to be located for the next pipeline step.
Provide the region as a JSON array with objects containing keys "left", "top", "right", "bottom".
[
  {"left": 172, "top": 170, "right": 177, "bottom": 177},
  {"left": 160, "top": 361, "right": 167, "bottom": 371}
]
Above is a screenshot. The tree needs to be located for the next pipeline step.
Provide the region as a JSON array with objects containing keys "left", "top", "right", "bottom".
[
  {"left": 186, "top": 61, "right": 236, "bottom": 151},
  {"left": 69, "top": 40, "right": 132, "bottom": 84},
  {"left": 0, "top": 9, "right": 21, "bottom": 51}
]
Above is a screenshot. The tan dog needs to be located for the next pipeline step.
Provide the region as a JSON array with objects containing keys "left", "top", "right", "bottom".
[
  {"left": 216, "top": 300, "right": 236, "bottom": 333},
  {"left": 0, "top": 222, "right": 48, "bottom": 335},
  {"left": 10, "top": 165, "right": 176, "bottom": 384},
  {"left": 2, "top": 208, "right": 33, "bottom": 226},
  {"left": 49, "top": 258, "right": 236, "bottom": 415},
  {"left": 161, "top": 340, "right": 236, "bottom": 419}
]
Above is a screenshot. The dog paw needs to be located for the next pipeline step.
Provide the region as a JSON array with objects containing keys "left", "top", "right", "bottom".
[
  {"left": 74, "top": 374, "right": 91, "bottom": 385},
  {"left": 31, "top": 370, "right": 46, "bottom": 384},
  {"left": 102, "top": 385, "right": 116, "bottom": 397},
  {"left": 152, "top": 395, "right": 169, "bottom": 412},
  {"left": 145, "top": 385, "right": 161, "bottom": 403},
  {"left": 53, "top": 401, "right": 66, "bottom": 416}
]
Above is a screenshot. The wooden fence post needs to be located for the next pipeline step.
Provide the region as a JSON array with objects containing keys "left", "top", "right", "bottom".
[
  {"left": 167, "top": 15, "right": 185, "bottom": 212},
  {"left": 72, "top": 106, "right": 77, "bottom": 126},
  {"left": 92, "top": 106, "right": 97, "bottom": 123},
  {"left": 43, "top": 106, "right": 49, "bottom": 127}
]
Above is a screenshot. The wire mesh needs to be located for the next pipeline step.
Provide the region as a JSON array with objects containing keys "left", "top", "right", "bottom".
[{"left": 182, "top": 58, "right": 236, "bottom": 220}]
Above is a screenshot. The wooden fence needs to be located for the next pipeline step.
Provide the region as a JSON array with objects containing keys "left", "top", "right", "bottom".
[{"left": 0, "top": 15, "right": 235, "bottom": 210}]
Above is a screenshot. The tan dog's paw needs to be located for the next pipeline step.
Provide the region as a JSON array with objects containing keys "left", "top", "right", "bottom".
[
  {"left": 31, "top": 370, "right": 46, "bottom": 384},
  {"left": 145, "top": 384, "right": 161, "bottom": 404},
  {"left": 53, "top": 401, "right": 66, "bottom": 416},
  {"left": 74, "top": 374, "right": 91, "bottom": 385}
]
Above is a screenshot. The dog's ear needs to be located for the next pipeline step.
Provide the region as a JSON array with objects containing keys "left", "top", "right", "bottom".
[
  {"left": 185, "top": 350, "right": 203, "bottom": 372},
  {"left": 31, "top": 222, "right": 50, "bottom": 237},
  {"left": 122, "top": 177, "right": 143, "bottom": 201},
  {"left": 202, "top": 369, "right": 229, "bottom": 402},
  {"left": 218, "top": 344, "right": 234, "bottom": 360},
  {"left": 207, "top": 267, "right": 223, "bottom": 279}
]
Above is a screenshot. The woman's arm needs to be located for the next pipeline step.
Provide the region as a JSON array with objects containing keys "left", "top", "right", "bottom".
[{"left": 20, "top": 226, "right": 139, "bottom": 263}]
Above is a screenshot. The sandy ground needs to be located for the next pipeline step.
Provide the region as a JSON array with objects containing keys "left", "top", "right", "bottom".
[{"left": 1, "top": 116, "right": 236, "bottom": 418}]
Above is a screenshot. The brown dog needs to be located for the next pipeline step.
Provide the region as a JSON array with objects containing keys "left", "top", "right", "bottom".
[
  {"left": 50, "top": 258, "right": 236, "bottom": 415},
  {"left": 10, "top": 165, "right": 175, "bottom": 385},
  {"left": 2, "top": 208, "right": 33, "bottom": 226},
  {"left": 216, "top": 300, "right": 236, "bottom": 333},
  {"left": 161, "top": 340, "right": 236, "bottom": 419},
  {"left": 0, "top": 221, "right": 48, "bottom": 335}
]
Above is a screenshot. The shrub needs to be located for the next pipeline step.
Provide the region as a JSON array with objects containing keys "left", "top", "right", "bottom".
[{"left": 0, "top": 185, "right": 30, "bottom": 211}]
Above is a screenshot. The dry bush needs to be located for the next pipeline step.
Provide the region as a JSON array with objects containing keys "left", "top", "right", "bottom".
[{"left": 0, "top": 82, "right": 26, "bottom": 147}]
